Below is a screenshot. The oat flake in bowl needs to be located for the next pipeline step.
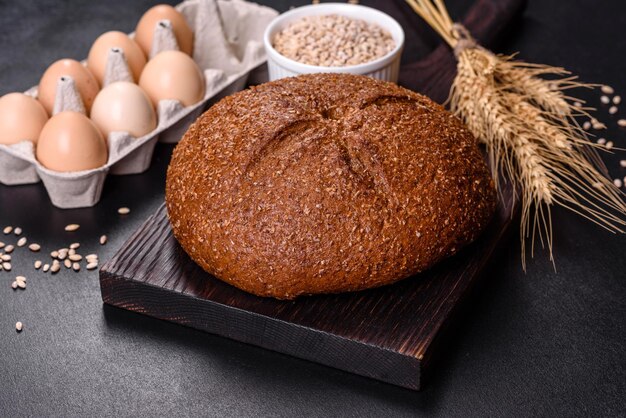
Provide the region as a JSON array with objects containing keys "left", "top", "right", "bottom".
[
  {"left": 264, "top": 4, "right": 404, "bottom": 82},
  {"left": 272, "top": 14, "right": 395, "bottom": 67}
]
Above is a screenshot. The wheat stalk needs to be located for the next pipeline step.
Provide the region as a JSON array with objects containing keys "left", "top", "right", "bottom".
[{"left": 406, "top": 0, "right": 626, "bottom": 268}]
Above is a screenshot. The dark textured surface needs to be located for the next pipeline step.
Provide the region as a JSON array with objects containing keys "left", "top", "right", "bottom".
[{"left": 1, "top": 0, "right": 625, "bottom": 417}]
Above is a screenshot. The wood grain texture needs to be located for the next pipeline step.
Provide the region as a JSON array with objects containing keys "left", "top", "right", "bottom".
[{"left": 100, "top": 0, "right": 524, "bottom": 391}]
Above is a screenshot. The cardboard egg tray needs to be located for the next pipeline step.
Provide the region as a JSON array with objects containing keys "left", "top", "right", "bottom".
[{"left": 0, "top": 0, "right": 278, "bottom": 208}]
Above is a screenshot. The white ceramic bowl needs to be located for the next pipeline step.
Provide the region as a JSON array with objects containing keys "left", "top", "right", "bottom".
[{"left": 264, "top": 3, "right": 405, "bottom": 82}]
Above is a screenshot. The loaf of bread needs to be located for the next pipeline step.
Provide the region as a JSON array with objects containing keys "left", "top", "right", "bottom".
[{"left": 166, "top": 73, "right": 496, "bottom": 300}]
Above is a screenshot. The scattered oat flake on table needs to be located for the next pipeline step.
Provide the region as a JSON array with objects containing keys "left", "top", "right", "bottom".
[
  {"left": 70, "top": 243, "right": 80, "bottom": 249},
  {"left": 0, "top": 241, "right": 4, "bottom": 248},
  {"left": 43, "top": 264, "right": 50, "bottom": 272},
  {"left": 17, "top": 237, "right": 27, "bottom": 247},
  {"left": 614, "top": 96, "right": 621, "bottom": 105},
  {"left": 2, "top": 262, "right": 11, "bottom": 271},
  {"left": 583, "top": 121, "right": 591, "bottom": 130},
  {"left": 614, "top": 178, "right": 623, "bottom": 188},
  {"left": 597, "top": 138, "right": 606, "bottom": 145},
  {"left": 86, "top": 262, "right": 98, "bottom": 270},
  {"left": 29, "top": 243, "right": 41, "bottom": 252},
  {"left": 620, "top": 160, "right": 626, "bottom": 168},
  {"left": 606, "top": 141, "right": 614, "bottom": 150},
  {"left": 34, "top": 260, "right": 42, "bottom": 269},
  {"left": 4, "top": 245, "right": 14, "bottom": 253},
  {"left": 100, "top": 235, "right": 107, "bottom": 245},
  {"left": 72, "top": 262, "right": 81, "bottom": 272},
  {"left": 3, "top": 226, "right": 12, "bottom": 234},
  {"left": 118, "top": 207, "right": 131, "bottom": 215},
  {"left": 609, "top": 106, "right": 618, "bottom": 115},
  {"left": 65, "top": 224, "right": 80, "bottom": 232},
  {"left": 11, "top": 281, "right": 17, "bottom": 289},
  {"left": 601, "top": 85, "right": 615, "bottom": 95},
  {"left": 601, "top": 95, "right": 610, "bottom": 104},
  {"left": 15, "top": 322, "right": 23, "bottom": 332},
  {"left": 13, "top": 227, "right": 22, "bottom": 235},
  {"left": 16, "top": 277, "right": 26, "bottom": 288},
  {"left": 618, "top": 119, "right": 626, "bottom": 127}
]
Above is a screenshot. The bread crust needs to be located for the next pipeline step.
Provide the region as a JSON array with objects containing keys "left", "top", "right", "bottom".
[{"left": 166, "top": 73, "right": 497, "bottom": 300}]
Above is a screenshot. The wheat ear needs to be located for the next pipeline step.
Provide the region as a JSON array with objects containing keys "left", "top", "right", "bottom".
[{"left": 406, "top": 0, "right": 626, "bottom": 268}]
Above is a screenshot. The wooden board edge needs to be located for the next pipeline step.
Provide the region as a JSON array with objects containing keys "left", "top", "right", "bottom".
[
  {"left": 100, "top": 269, "right": 424, "bottom": 390},
  {"left": 420, "top": 211, "right": 516, "bottom": 382}
]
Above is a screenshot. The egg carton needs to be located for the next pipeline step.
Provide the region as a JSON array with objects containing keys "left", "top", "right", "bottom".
[{"left": 0, "top": 0, "right": 278, "bottom": 208}]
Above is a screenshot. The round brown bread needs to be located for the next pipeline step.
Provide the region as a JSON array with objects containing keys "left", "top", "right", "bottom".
[{"left": 166, "top": 73, "right": 497, "bottom": 300}]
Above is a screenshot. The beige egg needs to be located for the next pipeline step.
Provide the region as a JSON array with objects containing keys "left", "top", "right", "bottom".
[
  {"left": 38, "top": 59, "right": 99, "bottom": 115},
  {"left": 135, "top": 4, "right": 194, "bottom": 56},
  {"left": 91, "top": 82, "right": 157, "bottom": 138},
  {"left": 37, "top": 112, "right": 108, "bottom": 172},
  {"left": 139, "top": 50, "right": 205, "bottom": 107},
  {"left": 87, "top": 31, "right": 147, "bottom": 85},
  {"left": 0, "top": 93, "right": 48, "bottom": 145}
]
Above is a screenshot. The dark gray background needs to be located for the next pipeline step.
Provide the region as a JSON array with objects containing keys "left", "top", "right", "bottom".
[{"left": 1, "top": 0, "right": 625, "bottom": 417}]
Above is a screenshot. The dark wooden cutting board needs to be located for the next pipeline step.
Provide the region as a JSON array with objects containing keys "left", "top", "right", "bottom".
[{"left": 100, "top": 0, "right": 524, "bottom": 391}]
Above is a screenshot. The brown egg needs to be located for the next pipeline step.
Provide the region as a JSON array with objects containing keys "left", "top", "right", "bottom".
[
  {"left": 38, "top": 59, "right": 99, "bottom": 115},
  {"left": 135, "top": 4, "right": 194, "bottom": 56},
  {"left": 0, "top": 93, "right": 48, "bottom": 145},
  {"left": 139, "top": 50, "right": 205, "bottom": 107},
  {"left": 87, "top": 31, "right": 147, "bottom": 85},
  {"left": 91, "top": 82, "right": 157, "bottom": 138},
  {"left": 37, "top": 112, "right": 108, "bottom": 172}
]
